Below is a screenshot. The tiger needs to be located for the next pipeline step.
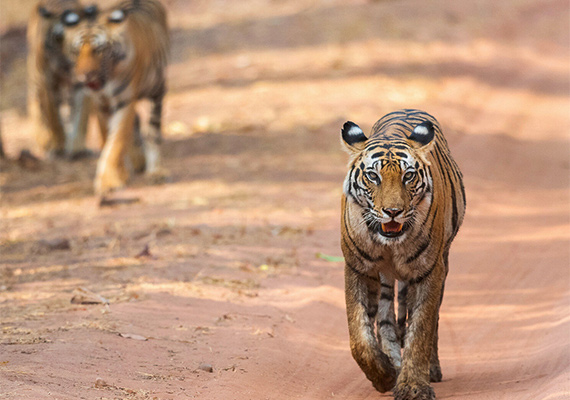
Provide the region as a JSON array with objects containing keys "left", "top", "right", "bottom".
[
  {"left": 27, "top": 0, "right": 92, "bottom": 158},
  {"left": 61, "top": 0, "right": 169, "bottom": 194},
  {"left": 340, "top": 109, "right": 466, "bottom": 399}
]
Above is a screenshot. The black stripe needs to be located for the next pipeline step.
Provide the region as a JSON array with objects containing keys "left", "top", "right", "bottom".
[
  {"left": 113, "top": 79, "right": 131, "bottom": 96},
  {"left": 405, "top": 239, "right": 430, "bottom": 264},
  {"left": 409, "top": 258, "right": 437, "bottom": 285},
  {"left": 111, "top": 100, "right": 131, "bottom": 113},
  {"left": 448, "top": 176, "right": 458, "bottom": 234},
  {"left": 380, "top": 293, "right": 393, "bottom": 301},
  {"left": 345, "top": 261, "right": 379, "bottom": 283},
  {"left": 379, "top": 320, "right": 395, "bottom": 328},
  {"left": 381, "top": 283, "right": 394, "bottom": 290},
  {"left": 404, "top": 207, "right": 437, "bottom": 265}
]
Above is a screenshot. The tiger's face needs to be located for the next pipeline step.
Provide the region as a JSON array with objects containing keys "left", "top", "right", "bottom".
[
  {"left": 342, "top": 121, "right": 435, "bottom": 242},
  {"left": 62, "top": 5, "right": 129, "bottom": 91}
]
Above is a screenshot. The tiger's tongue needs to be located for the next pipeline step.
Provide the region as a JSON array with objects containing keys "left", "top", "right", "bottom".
[{"left": 382, "top": 221, "right": 403, "bottom": 233}]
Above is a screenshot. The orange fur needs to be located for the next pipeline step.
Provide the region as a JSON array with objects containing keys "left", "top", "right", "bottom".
[
  {"left": 341, "top": 110, "right": 466, "bottom": 400},
  {"left": 62, "top": 0, "right": 169, "bottom": 194}
]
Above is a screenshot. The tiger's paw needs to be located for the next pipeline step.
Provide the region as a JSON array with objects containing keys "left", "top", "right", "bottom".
[
  {"left": 430, "top": 363, "right": 442, "bottom": 383},
  {"left": 354, "top": 347, "right": 397, "bottom": 393},
  {"left": 95, "top": 166, "right": 129, "bottom": 195},
  {"left": 68, "top": 149, "right": 96, "bottom": 161},
  {"left": 145, "top": 168, "right": 171, "bottom": 185},
  {"left": 129, "top": 146, "right": 146, "bottom": 174},
  {"left": 46, "top": 148, "right": 66, "bottom": 160},
  {"left": 394, "top": 382, "right": 435, "bottom": 400}
]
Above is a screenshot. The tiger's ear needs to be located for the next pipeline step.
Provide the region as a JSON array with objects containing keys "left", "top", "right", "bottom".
[
  {"left": 409, "top": 121, "right": 435, "bottom": 164},
  {"left": 341, "top": 121, "right": 367, "bottom": 154},
  {"left": 39, "top": 6, "right": 53, "bottom": 18}
]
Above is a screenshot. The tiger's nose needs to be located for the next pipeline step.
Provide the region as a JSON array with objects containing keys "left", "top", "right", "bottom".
[{"left": 383, "top": 208, "right": 403, "bottom": 218}]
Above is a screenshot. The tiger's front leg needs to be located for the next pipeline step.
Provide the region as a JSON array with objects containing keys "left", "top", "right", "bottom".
[
  {"left": 345, "top": 262, "right": 397, "bottom": 393},
  {"left": 394, "top": 262, "right": 445, "bottom": 400},
  {"left": 94, "top": 103, "right": 136, "bottom": 194},
  {"left": 30, "top": 80, "right": 66, "bottom": 158},
  {"left": 66, "top": 89, "right": 92, "bottom": 160}
]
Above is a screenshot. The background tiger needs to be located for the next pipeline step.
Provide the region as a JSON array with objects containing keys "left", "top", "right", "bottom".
[
  {"left": 340, "top": 109, "right": 466, "bottom": 400},
  {"left": 61, "top": 0, "right": 169, "bottom": 194},
  {"left": 27, "top": 0, "right": 91, "bottom": 158}
]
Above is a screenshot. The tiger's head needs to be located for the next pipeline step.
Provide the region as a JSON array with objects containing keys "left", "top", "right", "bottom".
[
  {"left": 61, "top": 4, "right": 130, "bottom": 91},
  {"left": 341, "top": 120, "right": 435, "bottom": 243}
]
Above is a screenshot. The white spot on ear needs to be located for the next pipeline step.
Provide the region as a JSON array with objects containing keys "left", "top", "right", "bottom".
[
  {"left": 413, "top": 125, "right": 429, "bottom": 136},
  {"left": 348, "top": 126, "right": 364, "bottom": 137},
  {"left": 109, "top": 9, "right": 125, "bottom": 22},
  {"left": 64, "top": 12, "right": 80, "bottom": 25}
]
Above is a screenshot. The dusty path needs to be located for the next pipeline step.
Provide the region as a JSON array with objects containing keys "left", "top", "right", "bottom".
[{"left": 1, "top": 1, "right": 569, "bottom": 399}]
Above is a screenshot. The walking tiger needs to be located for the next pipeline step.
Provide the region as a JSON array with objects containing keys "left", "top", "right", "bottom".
[
  {"left": 61, "top": 0, "right": 169, "bottom": 194},
  {"left": 340, "top": 109, "right": 465, "bottom": 399}
]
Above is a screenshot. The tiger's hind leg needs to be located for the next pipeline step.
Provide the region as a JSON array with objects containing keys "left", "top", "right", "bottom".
[
  {"left": 430, "top": 250, "right": 449, "bottom": 383},
  {"left": 129, "top": 113, "right": 146, "bottom": 173},
  {"left": 429, "top": 313, "right": 443, "bottom": 383},
  {"left": 377, "top": 275, "right": 402, "bottom": 370},
  {"left": 397, "top": 281, "right": 408, "bottom": 347},
  {"left": 143, "top": 84, "right": 168, "bottom": 183}
]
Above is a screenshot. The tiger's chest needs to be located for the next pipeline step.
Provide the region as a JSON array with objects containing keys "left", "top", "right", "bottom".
[{"left": 363, "top": 238, "right": 435, "bottom": 283}]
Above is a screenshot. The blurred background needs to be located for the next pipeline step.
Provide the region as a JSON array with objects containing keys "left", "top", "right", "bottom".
[{"left": 1, "top": 1, "right": 569, "bottom": 399}]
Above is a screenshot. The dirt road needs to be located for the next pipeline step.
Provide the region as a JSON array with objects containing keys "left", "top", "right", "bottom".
[{"left": 1, "top": 0, "right": 569, "bottom": 399}]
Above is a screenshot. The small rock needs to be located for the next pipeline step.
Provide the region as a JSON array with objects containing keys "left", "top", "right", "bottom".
[
  {"left": 198, "top": 363, "right": 214, "bottom": 373},
  {"left": 94, "top": 377, "right": 108, "bottom": 388},
  {"left": 99, "top": 196, "right": 140, "bottom": 208},
  {"left": 34, "top": 238, "right": 71, "bottom": 253},
  {"left": 119, "top": 333, "right": 148, "bottom": 341},
  {"left": 134, "top": 244, "right": 152, "bottom": 259},
  {"left": 71, "top": 287, "right": 109, "bottom": 305}
]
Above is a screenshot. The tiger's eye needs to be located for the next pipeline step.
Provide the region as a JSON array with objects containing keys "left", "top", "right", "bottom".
[
  {"left": 365, "top": 171, "right": 380, "bottom": 185},
  {"left": 403, "top": 171, "right": 416, "bottom": 182}
]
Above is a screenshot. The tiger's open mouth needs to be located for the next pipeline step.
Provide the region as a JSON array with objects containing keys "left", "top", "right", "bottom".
[
  {"left": 380, "top": 221, "right": 404, "bottom": 238},
  {"left": 86, "top": 80, "right": 103, "bottom": 91}
]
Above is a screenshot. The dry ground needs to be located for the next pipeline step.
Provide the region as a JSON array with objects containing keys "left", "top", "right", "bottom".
[{"left": 1, "top": 0, "right": 569, "bottom": 399}]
